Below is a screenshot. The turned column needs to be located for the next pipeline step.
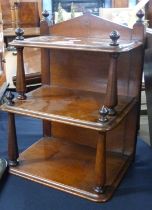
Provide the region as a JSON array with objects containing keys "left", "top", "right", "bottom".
[
  {"left": 103, "top": 30, "right": 120, "bottom": 116},
  {"left": 104, "top": 52, "right": 119, "bottom": 115},
  {"left": 8, "top": 113, "right": 19, "bottom": 166},
  {"left": 40, "top": 10, "right": 51, "bottom": 137},
  {"left": 15, "top": 28, "right": 26, "bottom": 100},
  {"left": 94, "top": 133, "right": 106, "bottom": 193}
]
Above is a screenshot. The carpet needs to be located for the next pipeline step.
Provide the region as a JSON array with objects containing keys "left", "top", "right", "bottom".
[{"left": 0, "top": 111, "right": 152, "bottom": 210}]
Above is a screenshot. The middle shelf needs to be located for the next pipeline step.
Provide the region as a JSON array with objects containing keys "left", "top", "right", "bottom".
[{"left": 1, "top": 85, "right": 135, "bottom": 131}]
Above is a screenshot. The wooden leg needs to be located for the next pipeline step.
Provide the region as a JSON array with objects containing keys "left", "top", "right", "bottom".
[
  {"left": 8, "top": 113, "right": 19, "bottom": 166},
  {"left": 43, "top": 120, "right": 51, "bottom": 137},
  {"left": 16, "top": 47, "right": 26, "bottom": 100},
  {"left": 94, "top": 133, "right": 106, "bottom": 194}
]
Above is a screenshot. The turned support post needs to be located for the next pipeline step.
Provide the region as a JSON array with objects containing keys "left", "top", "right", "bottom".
[
  {"left": 99, "top": 30, "right": 120, "bottom": 121},
  {"left": 16, "top": 46, "right": 26, "bottom": 99},
  {"left": 104, "top": 52, "right": 119, "bottom": 115},
  {"left": 8, "top": 113, "right": 19, "bottom": 166},
  {"left": 15, "top": 28, "right": 26, "bottom": 100},
  {"left": 41, "top": 11, "right": 52, "bottom": 137},
  {"left": 94, "top": 133, "right": 106, "bottom": 193}
]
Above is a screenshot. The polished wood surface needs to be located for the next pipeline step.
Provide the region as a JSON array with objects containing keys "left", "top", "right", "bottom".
[
  {"left": 1, "top": 85, "right": 135, "bottom": 131},
  {"left": 10, "top": 35, "right": 142, "bottom": 52},
  {"left": 1, "top": 14, "right": 145, "bottom": 202},
  {"left": 104, "top": 53, "right": 119, "bottom": 111},
  {"left": 17, "top": 2, "right": 40, "bottom": 28},
  {"left": 50, "top": 14, "right": 132, "bottom": 39},
  {"left": 10, "top": 137, "right": 131, "bottom": 202}
]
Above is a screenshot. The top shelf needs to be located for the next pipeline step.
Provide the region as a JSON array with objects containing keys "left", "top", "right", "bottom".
[{"left": 9, "top": 35, "right": 142, "bottom": 53}]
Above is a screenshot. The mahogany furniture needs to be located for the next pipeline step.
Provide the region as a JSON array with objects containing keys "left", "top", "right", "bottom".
[{"left": 1, "top": 13, "right": 145, "bottom": 202}]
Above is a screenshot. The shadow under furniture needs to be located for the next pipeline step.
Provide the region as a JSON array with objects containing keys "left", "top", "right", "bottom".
[{"left": 1, "top": 13, "right": 145, "bottom": 202}]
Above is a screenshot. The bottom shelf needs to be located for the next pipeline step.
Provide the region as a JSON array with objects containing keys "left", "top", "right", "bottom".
[{"left": 10, "top": 137, "right": 131, "bottom": 202}]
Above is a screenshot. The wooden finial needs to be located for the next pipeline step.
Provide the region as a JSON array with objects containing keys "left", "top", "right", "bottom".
[
  {"left": 109, "top": 30, "right": 120, "bottom": 46},
  {"left": 5, "top": 91, "right": 14, "bottom": 106},
  {"left": 15, "top": 27, "right": 24, "bottom": 40},
  {"left": 132, "top": 9, "right": 145, "bottom": 42},
  {"left": 136, "top": 9, "right": 144, "bottom": 23},
  {"left": 99, "top": 106, "right": 109, "bottom": 123},
  {"left": 42, "top": 10, "right": 49, "bottom": 20}
]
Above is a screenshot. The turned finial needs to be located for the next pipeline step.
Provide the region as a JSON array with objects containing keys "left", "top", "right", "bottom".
[
  {"left": 5, "top": 91, "right": 14, "bottom": 106},
  {"left": 42, "top": 10, "right": 49, "bottom": 19},
  {"left": 109, "top": 30, "right": 120, "bottom": 46},
  {"left": 15, "top": 28, "right": 24, "bottom": 40},
  {"left": 136, "top": 9, "right": 144, "bottom": 23},
  {"left": 99, "top": 106, "right": 109, "bottom": 123}
]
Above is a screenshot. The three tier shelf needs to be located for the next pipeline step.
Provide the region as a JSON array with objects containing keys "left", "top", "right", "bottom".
[{"left": 1, "top": 13, "right": 145, "bottom": 202}]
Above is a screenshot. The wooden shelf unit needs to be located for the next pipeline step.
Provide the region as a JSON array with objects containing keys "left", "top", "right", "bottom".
[{"left": 1, "top": 14, "right": 145, "bottom": 202}]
